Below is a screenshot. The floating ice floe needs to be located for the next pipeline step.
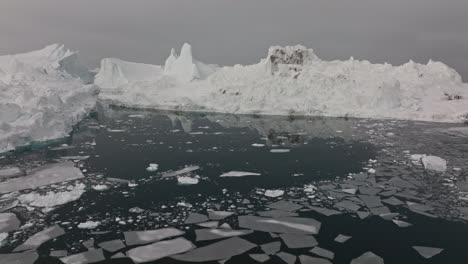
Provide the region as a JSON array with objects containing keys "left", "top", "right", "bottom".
[
  {"left": 146, "top": 163, "right": 159, "bottom": 172},
  {"left": 177, "top": 176, "right": 199, "bottom": 185},
  {"left": 60, "top": 249, "right": 105, "bottom": 264},
  {"left": 270, "top": 149, "right": 291, "bottom": 153},
  {"left": 77, "top": 221, "right": 101, "bottom": 230},
  {"left": 299, "top": 254, "right": 333, "bottom": 264},
  {"left": 0, "top": 252, "right": 38, "bottom": 264},
  {"left": 412, "top": 246, "right": 444, "bottom": 259},
  {"left": 127, "top": 237, "right": 195, "bottom": 264},
  {"left": 220, "top": 171, "right": 261, "bottom": 177},
  {"left": 334, "top": 234, "right": 351, "bottom": 243},
  {"left": 60, "top": 156, "right": 90, "bottom": 161},
  {"left": 0, "top": 213, "right": 20, "bottom": 233},
  {"left": 280, "top": 233, "right": 318, "bottom": 249},
  {"left": 0, "top": 162, "right": 84, "bottom": 194},
  {"left": 0, "top": 232, "right": 8, "bottom": 246},
  {"left": 0, "top": 167, "right": 22, "bottom": 179},
  {"left": 421, "top": 155, "right": 447, "bottom": 172},
  {"left": 195, "top": 228, "right": 253, "bottom": 241},
  {"left": 350, "top": 251, "right": 384, "bottom": 264},
  {"left": 238, "top": 216, "right": 321, "bottom": 234},
  {"left": 97, "top": 239, "right": 125, "bottom": 253},
  {"left": 92, "top": 184, "right": 109, "bottom": 191},
  {"left": 185, "top": 213, "right": 209, "bottom": 224},
  {"left": 172, "top": 237, "right": 256, "bottom": 262},
  {"left": 124, "top": 228, "right": 185, "bottom": 246},
  {"left": 251, "top": 143, "right": 265, "bottom": 147},
  {"left": 161, "top": 165, "right": 200, "bottom": 178},
  {"left": 18, "top": 183, "right": 86, "bottom": 208},
  {"left": 14, "top": 225, "right": 65, "bottom": 252},
  {"left": 310, "top": 246, "right": 335, "bottom": 260}
]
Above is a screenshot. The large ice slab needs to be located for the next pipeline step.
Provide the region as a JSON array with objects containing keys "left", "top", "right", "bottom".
[
  {"left": 172, "top": 237, "right": 256, "bottom": 262},
  {"left": 60, "top": 249, "right": 105, "bottom": 264},
  {"left": 421, "top": 155, "right": 447, "bottom": 172},
  {"left": 0, "top": 162, "right": 84, "bottom": 194},
  {"left": 238, "top": 216, "right": 321, "bottom": 234},
  {"left": 0, "top": 213, "right": 20, "bottom": 233},
  {"left": 195, "top": 228, "right": 253, "bottom": 241},
  {"left": 127, "top": 237, "right": 195, "bottom": 263},
  {"left": 0, "top": 252, "right": 38, "bottom": 264},
  {"left": 124, "top": 228, "right": 184, "bottom": 246},
  {"left": 14, "top": 225, "right": 65, "bottom": 252}
]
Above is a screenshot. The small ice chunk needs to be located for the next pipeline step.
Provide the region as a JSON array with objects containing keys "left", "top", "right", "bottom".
[
  {"left": 77, "top": 221, "right": 100, "bottom": 230},
  {"left": 367, "top": 168, "right": 376, "bottom": 174},
  {"left": 220, "top": 171, "right": 261, "bottom": 177},
  {"left": 421, "top": 156, "right": 447, "bottom": 172},
  {"left": 350, "top": 251, "right": 384, "bottom": 264},
  {"left": 146, "top": 163, "right": 159, "bottom": 172},
  {"left": 60, "top": 249, "right": 105, "bottom": 264},
  {"left": 251, "top": 143, "right": 265, "bottom": 147},
  {"left": 14, "top": 225, "right": 65, "bottom": 252},
  {"left": 172, "top": 237, "right": 256, "bottom": 262},
  {"left": 280, "top": 233, "right": 318, "bottom": 249},
  {"left": 261, "top": 241, "right": 281, "bottom": 255},
  {"left": 264, "top": 190, "right": 284, "bottom": 198},
  {"left": 0, "top": 213, "right": 20, "bottom": 233},
  {"left": 392, "top": 220, "right": 413, "bottom": 228},
  {"left": 412, "top": 246, "right": 444, "bottom": 259},
  {"left": 124, "top": 228, "right": 185, "bottom": 246},
  {"left": 270, "top": 149, "right": 290, "bottom": 153},
  {"left": 60, "top": 156, "right": 90, "bottom": 161},
  {"left": 177, "top": 176, "right": 199, "bottom": 185},
  {"left": 92, "top": 185, "right": 109, "bottom": 191},
  {"left": 0, "top": 232, "right": 8, "bottom": 246},
  {"left": 334, "top": 234, "right": 351, "bottom": 243}
]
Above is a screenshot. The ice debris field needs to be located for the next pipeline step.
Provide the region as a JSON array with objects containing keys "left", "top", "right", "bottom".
[{"left": 1, "top": 43, "right": 468, "bottom": 153}]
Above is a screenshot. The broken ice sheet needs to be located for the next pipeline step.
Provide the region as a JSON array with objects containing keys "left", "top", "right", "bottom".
[
  {"left": 0, "top": 252, "right": 38, "bottom": 264},
  {"left": 60, "top": 249, "right": 105, "bottom": 264},
  {"left": 310, "top": 246, "right": 335, "bottom": 260},
  {"left": 276, "top": 252, "right": 296, "bottom": 264},
  {"left": 258, "top": 210, "right": 298, "bottom": 218},
  {"left": 264, "top": 189, "right": 284, "bottom": 198},
  {"left": 261, "top": 241, "right": 281, "bottom": 255},
  {"left": 173, "top": 237, "right": 256, "bottom": 262},
  {"left": 97, "top": 239, "right": 125, "bottom": 252},
  {"left": 267, "top": 200, "right": 302, "bottom": 212},
  {"left": 308, "top": 206, "right": 342, "bottom": 216},
  {"left": 208, "top": 210, "right": 234, "bottom": 220},
  {"left": 0, "top": 162, "right": 84, "bottom": 194},
  {"left": 185, "top": 213, "right": 209, "bottom": 224},
  {"left": 0, "top": 167, "right": 22, "bottom": 179},
  {"left": 14, "top": 225, "right": 65, "bottom": 252},
  {"left": 238, "top": 216, "right": 321, "bottom": 234},
  {"left": 127, "top": 237, "right": 195, "bottom": 263},
  {"left": 280, "top": 233, "right": 318, "bottom": 248},
  {"left": 124, "top": 228, "right": 185, "bottom": 246},
  {"left": 195, "top": 228, "right": 253, "bottom": 241},
  {"left": 249, "top": 254, "right": 270, "bottom": 263},
  {"left": 299, "top": 255, "right": 333, "bottom": 264},
  {"left": 334, "top": 234, "right": 351, "bottom": 243}
]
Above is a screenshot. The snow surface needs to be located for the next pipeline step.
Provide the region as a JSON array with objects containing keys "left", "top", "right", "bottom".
[
  {"left": 0, "top": 44, "right": 98, "bottom": 153},
  {"left": 98, "top": 44, "right": 468, "bottom": 123}
]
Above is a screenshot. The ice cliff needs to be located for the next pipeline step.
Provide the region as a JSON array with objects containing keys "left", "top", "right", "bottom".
[
  {"left": 99, "top": 44, "right": 468, "bottom": 123},
  {"left": 0, "top": 44, "right": 98, "bottom": 153}
]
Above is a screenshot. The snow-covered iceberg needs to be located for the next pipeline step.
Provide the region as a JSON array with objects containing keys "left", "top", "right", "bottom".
[
  {"left": 0, "top": 44, "right": 98, "bottom": 153},
  {"left": 99, "top": 44, "right": 468, "bottom": 123}
]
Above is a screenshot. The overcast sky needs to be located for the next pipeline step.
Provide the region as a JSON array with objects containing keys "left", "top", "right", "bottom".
[{"left": 1, "top": 0, "right": 467, "bottom": 80}]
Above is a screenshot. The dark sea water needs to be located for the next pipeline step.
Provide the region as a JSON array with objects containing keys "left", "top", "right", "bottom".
[{"left": 1, "top": 104, "right": 468, "bottom": 264}]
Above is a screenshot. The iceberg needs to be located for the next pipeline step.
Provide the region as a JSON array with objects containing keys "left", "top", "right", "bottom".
[
  {"left": 0, "top": 44, "right": 98, "bottom": 153},
  {"left": 98, "top": 44, "right": 468, "bottom": 123}
]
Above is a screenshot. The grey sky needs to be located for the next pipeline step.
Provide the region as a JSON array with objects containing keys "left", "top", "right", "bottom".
[{"left": 1, "top": 0, "right": 467, "bottom": 80}]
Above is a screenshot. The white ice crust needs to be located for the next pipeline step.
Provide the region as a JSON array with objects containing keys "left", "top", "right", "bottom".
[
  {"left": 0, "top": 44, "right": 98, "bottom": 153},
  {"left": 98, "top": 44, "right": 468, "bottom": 123}
]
